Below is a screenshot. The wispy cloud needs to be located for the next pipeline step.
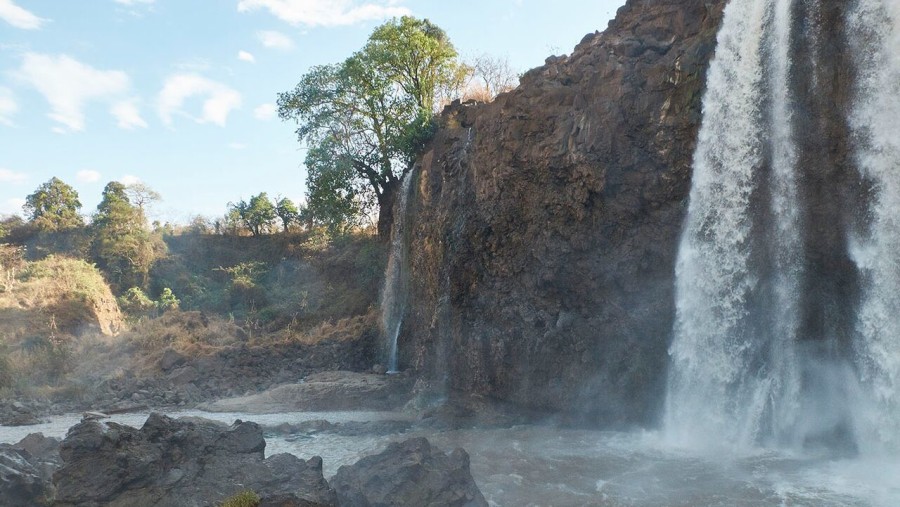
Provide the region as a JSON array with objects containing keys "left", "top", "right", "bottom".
[
  {"left": 0, "top": 87, "right": 17, "bottom": 126},
  {"left": 0, "top": 0, "right": 46, "bottom": 30},
  {"left": 14, "top": 53, "right": 147, "bottom": 132},
  {"left": 228, "top": 142, "right": 247, "bottom": 150},
  {"left": 0, "top": 168, "right": 27, "bottom": 184},
  {"left": 238, "top": 0, "right": 409, "bottom": 27},
  {"left": 120, "top": 174, "right": 141, "bottom": 185},
  {"left": 1, "top": 197, "right": 26, "bottom": 216},
  {"left": 111, "top": 99, "right": 149, "bottom": 129},
  {"left": 253, "top": 103, "right": 277, "bottom": 120},
  {"left": 113, "top": 0, "right": 155, "bottom": 5},
  {"left": 76, "top": 169, "right": 102, "bottom": 183},
  {"left": 257, "top": 30, "right": 294, "bottom": 50},
  {"left": 157, "top": 74, "right": 242, "bottom": 127},
  {"left": 238, "top": 50, "right": 256, "bottom": 63}
]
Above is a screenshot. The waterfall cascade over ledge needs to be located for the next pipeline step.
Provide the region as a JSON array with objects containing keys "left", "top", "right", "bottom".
[{"left": 665, "top": 0, "right": 900, "bottom": 454}]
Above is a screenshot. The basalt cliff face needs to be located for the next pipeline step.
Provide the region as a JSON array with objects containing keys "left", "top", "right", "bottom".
[{"left": 399, "top": 0, "right": 727, "bottom": 425}]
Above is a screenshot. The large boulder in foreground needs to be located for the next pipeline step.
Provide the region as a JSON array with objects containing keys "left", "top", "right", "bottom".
[
  {"left": 52, "top": 413, "right": 337, "bottom": 507},
  {"left": 0, "top": 433, "right": 61, "bottom": 507},
  {"left": 331, "top": 437, "right": 487, "bottom": 507}
]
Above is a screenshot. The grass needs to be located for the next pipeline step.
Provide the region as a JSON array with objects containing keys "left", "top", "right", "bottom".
[{"left": 220, "top": 490, "right": 259, "bottom": 507}]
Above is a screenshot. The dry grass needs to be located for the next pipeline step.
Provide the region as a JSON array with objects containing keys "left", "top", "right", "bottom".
[{"left": 275, "top": 310, "right": 378, "bottom": 346}]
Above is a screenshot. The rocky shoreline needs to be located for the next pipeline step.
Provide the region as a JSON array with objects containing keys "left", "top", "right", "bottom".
[{"left": 2, "top": 412, "right": 487, "bottom": 507}]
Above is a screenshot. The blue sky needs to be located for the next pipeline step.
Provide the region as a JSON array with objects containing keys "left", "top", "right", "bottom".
[{"left": 0, "top": 0, "right": 624, "bottom": 223}]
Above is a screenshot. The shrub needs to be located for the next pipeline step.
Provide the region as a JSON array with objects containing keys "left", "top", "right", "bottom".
[
  {"left": 220, "top": 490, "right": 259, "bottom": 507},
  {"left": 119, "top": 287, "right": 157, "bottom": 316},
  {"left": 157, "top": 287, "right": 180, "bottom": 312}
]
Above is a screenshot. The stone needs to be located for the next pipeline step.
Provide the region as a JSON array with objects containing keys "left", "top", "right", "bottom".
[
  {"left": 52, "top": 413, "right": 337, "bottom": 507},
  {"left": 331, "top": 437, "right": 487, "bottom": 507}
]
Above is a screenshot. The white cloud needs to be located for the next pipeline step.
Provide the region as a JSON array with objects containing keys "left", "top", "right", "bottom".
[
  {"left": 238, "top": 0, "right": 410, "bottom": 27},
  {"left": 237, "top": 50, "right": 256, "bottom": 63},
  {"left": 257, "top": 30, "right": 294, "bottom": 50},
  {"left": 111, "top": 100, "right": 148, "bottom": 129},
  {"left": 157, "top": 74, "right": 242, "bottom": 127},
  {"left": 76, "top": 169, "right": 102, "bottom": 183},
  {"left": 0, "top": 0, "right": 46, "bottom": 30},
  {"left": 228, "top": 142, "right": 247, "bottom": 150},
  {"left": 14, "top": 53, "right": 146, "bottom": 132},
  {"left": 1, "top": 197, "right": 26, "bottom": 216},
  {"left": 120, "top": 175, "right": 141, "bottom": 185},
  {"left": 0, "top": 168, "right": 27, "bottom": 184},
  {"left": 253, "top": 103, "right": 277, "bottom": 120},
  {"left": 113, "top": 0, "right": 155, "bottom": 5},
  {"left": 0, "top": 87, "right": 17, "bottom": 126}
]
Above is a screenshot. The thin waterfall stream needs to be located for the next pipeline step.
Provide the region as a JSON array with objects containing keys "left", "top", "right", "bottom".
[{"left": 380, "top": 170, "right": 414, "bottom": 373}]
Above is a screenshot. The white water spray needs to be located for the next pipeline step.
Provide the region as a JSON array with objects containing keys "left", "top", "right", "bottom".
[
  {"left": 665, "top": 0, "right": 802, "bottom": 449},
  {"left": 847, "top": 0, "right": 900, "bottom": 453},
  {"left": 381, "top": 170, "right": 414, "bottom": 373}
]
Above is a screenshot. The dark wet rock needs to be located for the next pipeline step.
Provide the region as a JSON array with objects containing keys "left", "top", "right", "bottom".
[
  {"left": 52, "top": 413, "right": 337, "bottom": 507},
  {"left": 0, "top": 433, "right": 60, "bottom": 507},
  {"left": 0, "top": 448, "right": 52, "bottom": 506},
  {"left": 0, "top": 400, "right": 44, "bottom": 426},
  {"left": 331, "top": 437, "right": 487, "bottom": 507},
  {"left": 259, "top": 493, "right": 332, "bottom": 507},
  {"left": 268, "top": 419, "right": 413, "bottom": 437},
  {"left": 402, "top": 0, "right": 727, "bottom": 425}
]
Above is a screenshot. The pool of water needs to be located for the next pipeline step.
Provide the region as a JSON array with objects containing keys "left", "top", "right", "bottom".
[{"left": 3, "top": 411, "right": 900, "bottom": 506}]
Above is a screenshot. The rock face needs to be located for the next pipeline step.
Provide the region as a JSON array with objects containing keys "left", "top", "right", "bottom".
[
  {"left": 0, "top": 433, "right": 60, "bottom": 507},
  {"left": 52, "top": 413, "right": 337, "bottom": 507},
  {"left": 331, "top": 437, "right": 487, "bottom": 507},
  {"left": 400, "top": 0, "right": 726, "bottom": 425}
]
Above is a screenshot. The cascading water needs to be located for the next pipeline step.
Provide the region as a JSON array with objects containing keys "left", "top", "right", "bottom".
[
  {"left": 847, "top": 0, "right": 900, "bottom": 453},
  {"left": 380, "top": 170, "right": 414, "bottom": 373},
  {"left": 666, "top": 0, "right": 900, "bottom": 455},
  {"left": 664, "top": 0, "right": 803, "bottom": 450}
]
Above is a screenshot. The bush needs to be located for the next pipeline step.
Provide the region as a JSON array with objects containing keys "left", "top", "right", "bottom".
[
  {"left": 119, "top": 287, "right": 156, "bottom": 316},
  {"left": 220, "top": 490, "right": 259, "bottom": 507},
  {"left": 157, "top": 287, "right": 180, "bottom": 312}
]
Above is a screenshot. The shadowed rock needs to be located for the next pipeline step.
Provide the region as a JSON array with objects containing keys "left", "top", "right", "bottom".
[
  {"left": 331, "top": 437, "right": 487, "bottom": 507},
  {"left": 52, "top": 413, "right": 336, "bottom": 507}
]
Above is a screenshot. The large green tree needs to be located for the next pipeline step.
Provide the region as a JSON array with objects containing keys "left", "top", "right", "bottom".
[
  {"left": 23, "top": 177, "right": 84, "bottom": 231},
  {"left": 91, "top": 181, "right": 164, "bottom": 289},
  {"left": 278, "top": 16, "right": 460, "bottom": 238}
]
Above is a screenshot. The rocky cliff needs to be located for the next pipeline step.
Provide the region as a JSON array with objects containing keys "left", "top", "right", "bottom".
[{"left": 399, "top": 0, "right": 726, "bottom": 425}]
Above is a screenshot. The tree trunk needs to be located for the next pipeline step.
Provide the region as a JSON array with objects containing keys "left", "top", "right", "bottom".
[{"left": 377, "top": 179, "right": 401, "bottom": 241}]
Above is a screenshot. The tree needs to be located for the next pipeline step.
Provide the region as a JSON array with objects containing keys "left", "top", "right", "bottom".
[
  {"left": 91, "top": 181, "right": 165, "bottom": 289},
  {"left": 229, "top": 192, "right": 277, "bottom": 236},
  {"left": 274, "top": 196, "right": 300, "bottom": 233},
  {"left": 467, "top": 54, "right": 519, "bottom": 101},
  {"left": 279, "top": 16, "right": 461, "bottom": 239},
  {"left": 23, "top": 177, "right": 84, "bottom": 231},
  {"left": 124, "top": 182, "right": 161, "bottom": 212}
]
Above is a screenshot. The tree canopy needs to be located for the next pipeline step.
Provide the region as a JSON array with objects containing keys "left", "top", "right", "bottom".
[
  {"left": 229, "top": 192, "right": 277, "bottom": 237},
  {"left": 23, "top": 177, "right": 84, "bottom": 232},
  {"left": 278, "top": 16, "right": 461, "bottom": 238},
  {"left": 91, "top": 181, "right": 165, "bottom": 289}
]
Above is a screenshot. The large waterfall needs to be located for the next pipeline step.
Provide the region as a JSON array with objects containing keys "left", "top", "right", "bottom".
[{"left": 665, "top": 0, "right": 900, "bottom": 453}]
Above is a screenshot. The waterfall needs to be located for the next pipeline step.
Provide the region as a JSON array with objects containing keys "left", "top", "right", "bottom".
[
  {"left": 847, "top": 0, "right": 900, "bottom": 452},
  {"left": 664, "top": 0, "right": 803, "bottom": 449},
  {"left": 380, "top": 170, "right": 414, "bottom": 373}
]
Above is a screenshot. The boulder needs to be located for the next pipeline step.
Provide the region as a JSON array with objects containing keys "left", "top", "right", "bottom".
[
  {"left": 0, "top": 433, "right": 61, "bottom": 507},
  {"left": 331, "top": 437, "right": 487, "bottom": 507},
  {"left": 52, "top": 413, "right": 337, "bottom": 507}
]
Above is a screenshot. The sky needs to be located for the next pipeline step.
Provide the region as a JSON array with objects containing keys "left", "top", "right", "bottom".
[{"left": 0, "top": 0, "right": 625, "bottom": 223}]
